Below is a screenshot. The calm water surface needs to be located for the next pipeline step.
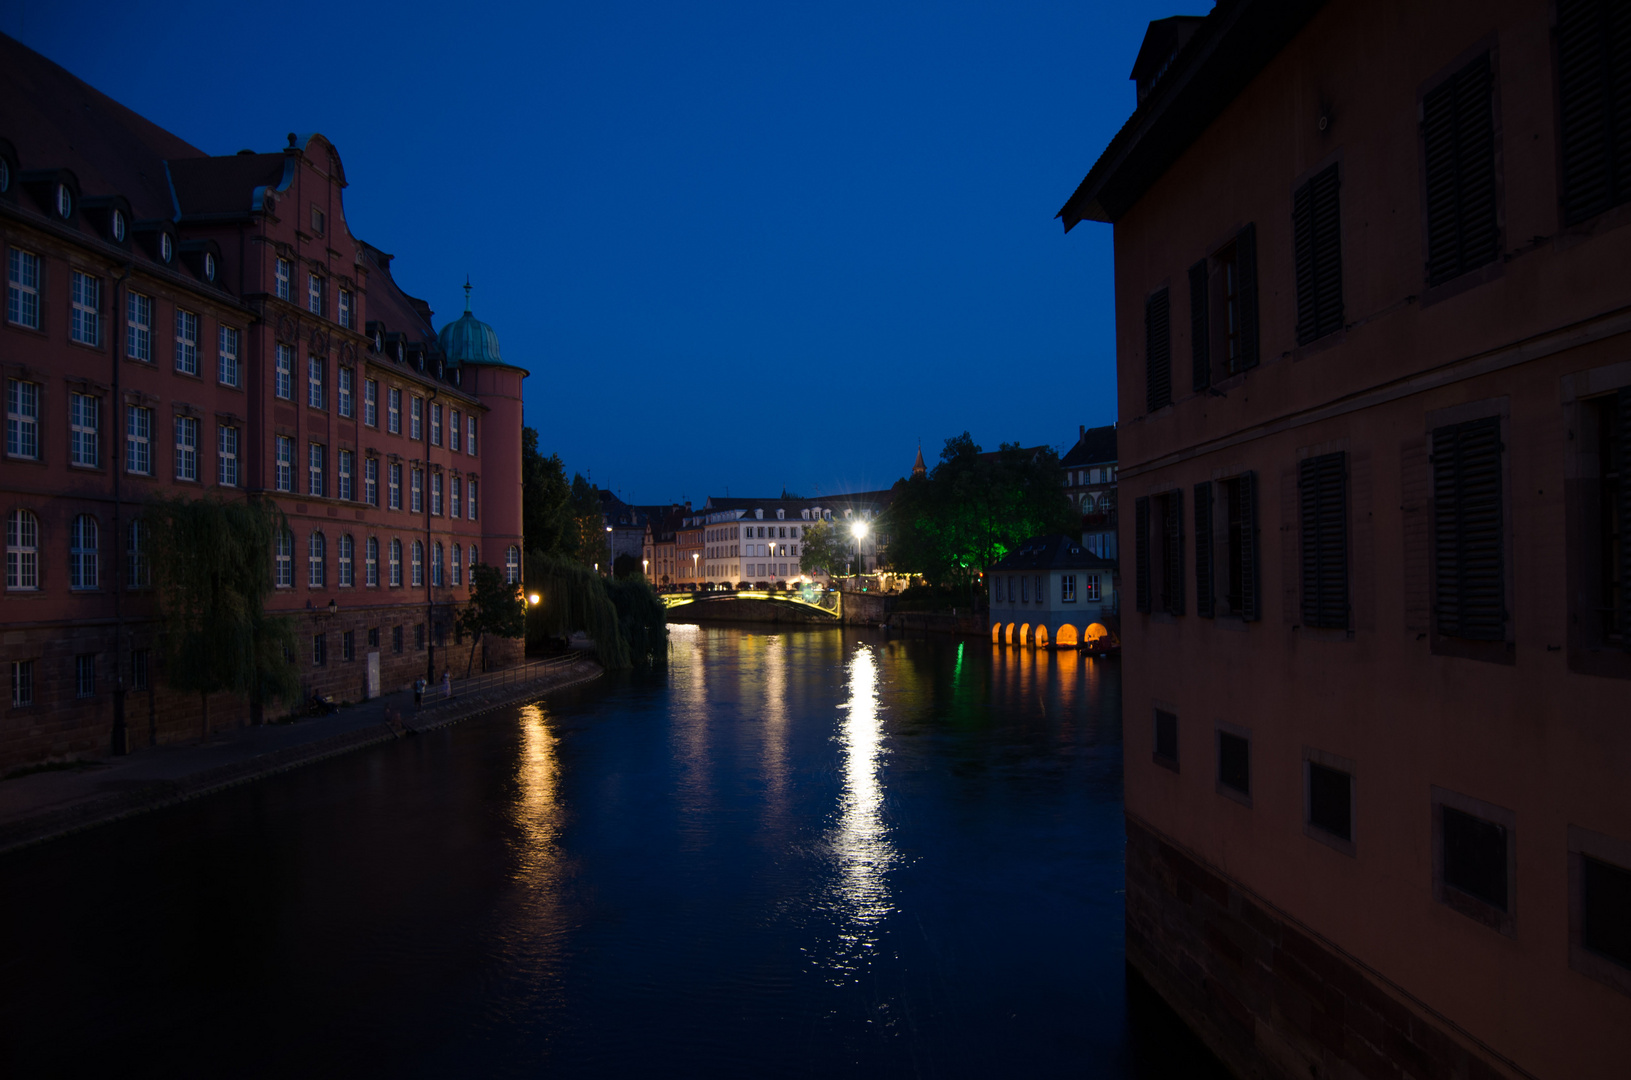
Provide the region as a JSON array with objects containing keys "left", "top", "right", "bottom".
[{"left": 0, "top": 627, "right": 1223, "bottom": 1078}]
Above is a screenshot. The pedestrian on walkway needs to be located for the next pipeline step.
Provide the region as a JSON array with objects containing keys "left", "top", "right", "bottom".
[
  {"left": 413, "top": 676, "right": 425, "bottom": 709},
  {"left": 442, "top": 669, "right": 452, "bottom": 698}
]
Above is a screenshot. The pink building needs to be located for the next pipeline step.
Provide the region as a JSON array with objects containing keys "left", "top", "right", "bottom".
[
  {"left": 2, "top": 35, "right": 527, "bottom": 768},
  {"left": 1061, "top": 2, "right": 1629, "bottom": 1077}
]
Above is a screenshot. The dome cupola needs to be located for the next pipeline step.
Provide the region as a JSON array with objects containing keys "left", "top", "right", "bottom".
[{"left": 436, "top": 279, "right": 502, "bottom": 366}]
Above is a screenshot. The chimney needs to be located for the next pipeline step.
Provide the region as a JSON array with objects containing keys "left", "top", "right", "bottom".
[{"left": 1079, "top": 424, "right": 1085, "bottom": 440}]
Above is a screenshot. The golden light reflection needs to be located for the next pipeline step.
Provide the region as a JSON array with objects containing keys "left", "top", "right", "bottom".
[
  {"left": 669, "top": 620, "right": 715, "bottom": 847},
  {"left": 760, "top": 635, "right": 789, "bottom": 814},
  {"left": 512, "top": 703, "right": 562, "bottom": 879}
]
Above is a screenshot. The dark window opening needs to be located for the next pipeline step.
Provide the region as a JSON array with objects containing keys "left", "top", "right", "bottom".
[
  {"left": 393, "top": 625, "right": 404, "bottom": 655},
  {"left": 1583, "top": 855, "right": 1631, "bottom": 969},
  {"left": 313, "top": 633, "right": 327, "bottom": 667},
  {"left": 342, "top": 630, "right": 354, "bottom": 662},
  {"left": 1194, "top": 481, "right": 1215, "bottom": 619},
  {"left": 1134, "top": 496, "right": 1152, "bottom": 614},
  {"left": 367, "top": 626, "right": 380, "bottom": 648},
  {"left": 1189, "top": 259, "right": 1209, "bottom": 393},
  {"left": 1587, "top": 391, "right": 1628, "bottom": 645},
  {"left": 1300, "top": 452, "right": 1350, "bottom": 629},
  {"left": 1423, "top": 52, "right": 1499, "bottom": 286},
  {"left": 415, "top": 624, "right": 425, "bottom": 651},
  {"left": 1433, "top": 416, "right": 1506, "bottom": 641},
  {"left": 1442, "top": 805, "right": 1508, "bottom": 911},
  {"left": 1154, "top": 709, "right": 1178, "bottom": 767},
  {"left": 75, "top": 654, "right": 95, "bottom": 699},
  {"left": 1293, "top": 164, "right": 1344, "bottom": 345},
  {"left": 1145, "top": 288, "right": 1171, "bottom": 412},
  {"left": 1556, "top": 0, "right": 1631, "bottom": 226},
  {"left": 1308, "top": 763, "right": 1352, "bottom": 842},
  {"left": 130, "top": 648, "right": 148, "bottom": 691},
  {"left": 1157, "top": 490, "right": 1184, "bottom": 616},
  {"left": 1218, "top": 732, "right": 1249, "bottom": 796},
  {"left": 1222, "top": 473, "right": 1260, "bottom": 620}
]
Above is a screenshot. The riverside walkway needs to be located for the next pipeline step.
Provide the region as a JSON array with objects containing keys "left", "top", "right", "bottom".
[{"left": 0, "top": 654, "right": 602, "bottom": 855}]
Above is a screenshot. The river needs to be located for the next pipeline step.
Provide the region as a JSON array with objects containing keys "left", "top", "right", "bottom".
[{"left": 0, "top": 626, "right": 1225, "bottom": 1078}]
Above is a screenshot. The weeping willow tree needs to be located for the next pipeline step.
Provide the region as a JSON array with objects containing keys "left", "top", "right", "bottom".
[
  {"left": 524, "top": 552, "right": 666, "bottom": 668},
  {"left": 146, "top": 495, "right": 300, "bottom": 733}
]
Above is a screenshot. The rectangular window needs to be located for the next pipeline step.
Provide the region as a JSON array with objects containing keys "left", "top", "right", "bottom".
[
  {"left": 7, "top": 509, "right": 38, "bottom": 590},
  {"left": 69, "top": 392, "right": 99, "bottom": 467},
  {"left": 308, "top": 273, "right": 323, "bottom": 317},
  {"left": 1442, "top": 805, "right": 1508, "bottom": 911},
  {"left": 411, "top": 468, "right": 423, "bottom": 513},
  {"left": 309, "top": 534, "right": 325, "bottom": 587},
  {"left": 75, "top": 654, "right": 95, "bottom": 699},
  {"left": 365, "top": 538, "right": 379, "bottom": 587},
  {"left": 1433, "top": 416, "right": 1506, "bottom": 641},
  {"left": 342, "top": 629, "right": 355, "bottom": 661},
  {"left": 1135, "top": 496, "right": 1151, "bottom": 614},
  {"left": 1061, "top": 574, "right": 1076, "bottom": 602},
  {"left": 338, "top": 449, "right": 353, "bottom": 501},
  {"left": 11, "top": 660, "right": 34, "bottom": 707},
  {"left": 126, "top": 405, "right": 151, "bottom": 475},
  {"left": 387, "top": 388, "right": 402, "bottom": 434},
  {"left": 7, "top": 248, "right": 40, "bottom": 328},
  {"left": 467, "top": 415, "right": 477, "bottom": 455},
  {"left": 1586, "top": 390, "right": 1628, "bottom": 644},
  {"left": 1020, "top": 575, "right": 1028, "bottom": 603},
  {"left": 70, "top": 271, "right": 100, "bottom": 345},
  {"left": 218, "top": 326, "right": 240, "bottom": 387},
  {"left": 415, "top": 624, "right": 425, "bottom": 650},
  {"left": 389, "top": 462, "right": 402, "bottom": 509},
  {"left": 1194, "top": 481, "right": 1214, "bottom": 618},
  {"left": 275, "top": 435, "right": 293, "bottom": 492},
  {"left": 312, "top": 206, "right": 325, "bottom": 235},
  {"left": 364, "top": 457, "right": 378, "bottom": 506},
  {"left": 1223, "top": 473, "right": 1260, "bottom": 620},
  {"left": 390, "top": 540, "right": 402, "bottom": 587},
  {"left": 127, "top": 519, "right": 149, "bottom": 588},
  {"left": 468, "top": 479, "right": 478, "bottom": 521},
  {"left": 1307, "top": 762, "right": 1353, "bottom": 843},
  {"left": 7, "top": 379, "right": 39, "bottom": 459},
  {"left": 364, "top": 380, "right": 378, "bottom": 426},
  {"left": 174, "top": 416, "right": 198, "bottom": 481},
  {"left": 338, "top": 367, "right": 353, "bottom": 418},
  {"left": 175, "top": 310, "right": 199, "bottom": 374},
  {"left": 338, "top": 535, "right": 353, "bottom": 587},
  {"left": 275, "top": 344, "right": 293, "bottom": 400},
  {"left": 430, "top": 403, "right": 442, "bottom": 446},
  {"left": 368, "top": 627, "right": 379, "bottom": 648},
  {"left": 1293, "top": 164, "right": 1344, "bottom": 345},
  {"left": 313, "top": 633, "right": 327, "bottom": 667},
  {"left": 451, "top": 476, "right": 462, "bottom": 519},
  {"left": 126, "top": 291, "right": 152, "bottom": 360},
  {"left": 308, "top": 356, "right": 325, "bottom": 409},
  {"left": 1557, "top": 0, "right": 1631, "bottom": 225},
  {"left": 1153, "top": 709, "right": 1178, "bottom": 770},
  {"left": 1300, "top": 452, "right": 1349, "bottom": 629},
  {"left": 450, "top": 411, "right": 460, "bottom": 453},
  {"left": 1157, "top": 490, "right": 1184, "bottom": 616},
  {"left": 275, "top": 257, "right": 291, "bottom": 300},
  {"left": 309, "top": 443, "right": 325, "bottom": 497},
  {"left": 274, "top": 530, "right": 292, "bottom": 588},
  {"left": 410, "top": 396, "right": 422, "bottom": 440},
  {"left": 1218, "top": 730, "right": 1250, "bottom": 798},
  {"left": 338, "top": 288, "right": 353, "bottom": 329},
  {"left": 1144, "top": 287, "right": 1171, "bottom": 413},
  {"left": 1084, "top": 573, "right": 1100, "bottom": 601},
  {"left": 1424, "top": 52, "right": 1499, "bottom": 286},
  {"left": 393, "top": 624, "right": 404, "bottom": 654},
  {"left": 218, "top": 425, "right": 239, "bottom": 487},
  {"left": 131, "top": 648, "right": 148, "bottom": 691},
  {"left": 1582, "top": 854, "right": 1631, "bottom": 970},
  {"left": 431, "top": 472, "right": 443, "bottom": 516}
]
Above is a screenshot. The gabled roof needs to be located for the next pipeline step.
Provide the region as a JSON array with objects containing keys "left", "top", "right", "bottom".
[
  {"left": 1061, "top": 424, "right": 1118, "bottom": 468},
  {"left": 989, "top": 534, "right": 1117, "bottom": 573}
]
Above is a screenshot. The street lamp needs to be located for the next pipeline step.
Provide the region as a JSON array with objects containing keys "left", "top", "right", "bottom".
[
  {"left": 605, "top": 525, "right": 613, "bottom": 576},
  {"left": 850, "top": 519, "right": 869, "bottom": 578},
  {"left": 528, "top": 593, "right": 541, "bottom": 606}
]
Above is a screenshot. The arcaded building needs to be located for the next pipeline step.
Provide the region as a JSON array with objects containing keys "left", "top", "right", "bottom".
[
  {"left": 1, "top": 34, "right": 526, "bottom": 769},
  {"left": 1060, "top": 2, "right": 1628, "bottom": 1077}
]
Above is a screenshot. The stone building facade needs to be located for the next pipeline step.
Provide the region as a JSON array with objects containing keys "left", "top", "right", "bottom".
[
  {"left": 1, "top": 35, "right": 526, "bottom": 769},
  {"left": 1061, "top": 423, "right": 1119, "bottom": 560},
  {"left": 1060, "top": 1, "right": 1630, "bottom": 1077}
]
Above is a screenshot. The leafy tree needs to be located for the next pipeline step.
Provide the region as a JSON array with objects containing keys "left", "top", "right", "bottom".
[
  {"left": 570, "top": 473, "right": 611, "bottom": 569},
  {"left": 881, "top": 432, "right": 1075, "bottom": 599},
  {"left": 798, "top": 518, "right": 853, "bottom": 579},
  {"left": 145, "top": 495, "right": 300, "bottom": 732},
  {"left": 612, "top": 553, "right": 640, "bottom": 579},
  {"left": 522, "top": 427, "right": 577, "bottom": 561},
  {"left": 457, "top": 563, "right": 527, "bottom": 676},
  {"left": 603, "top": 574, "right": 667, "bottom": 666}
]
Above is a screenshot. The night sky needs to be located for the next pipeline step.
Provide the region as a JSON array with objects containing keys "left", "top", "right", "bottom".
[{"left": 8, "top": 1, "right": 1206, "bottom": 505}]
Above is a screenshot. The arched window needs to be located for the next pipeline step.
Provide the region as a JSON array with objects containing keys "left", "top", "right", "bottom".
[
  {"left": 6, "top": 509, "right": 38, "bottom": 590},
  {"left": 411, "top": 540, "right": 423, "bottom": 586},
  {"left": 308, "top": 531, "right": 325, "bottom": 587},
  {"left": 451, "top": 543, "right": 462, "bottom": 586},
  {"left": 338, "top": 534, "right": 354, "bottom": 586},
  {"left": 469, "top": 544, "right": 478, "bottom": 573},
  {"left": 389, "top": 538, "right": 402, "bottom": 587},
  {"left": 365, "top": 536, "right": 379, "bottom": 587},
  {"left": 127, "top": 518, "right": 149, "bottom": 588},
  {"left": 70, "top": 514, "right": 98, "bottom": 590},
  {"left": 431, "top": 541, "right": 444, "bottom": 587},
  {"left": 506, "top": 545, "right": 520, "bottom": 585},
  {"left": 274, "top": 530, "right": 293, "bottom": 587}
]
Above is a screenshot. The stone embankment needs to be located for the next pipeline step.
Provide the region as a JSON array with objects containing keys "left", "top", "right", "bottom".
[{"left": 0, "top": 655, "right": 602, "bottom": 856}]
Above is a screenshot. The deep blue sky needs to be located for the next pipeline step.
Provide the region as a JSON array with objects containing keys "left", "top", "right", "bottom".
[{"left": 9, "top": 1, "right": 1206, "bottom": 505}]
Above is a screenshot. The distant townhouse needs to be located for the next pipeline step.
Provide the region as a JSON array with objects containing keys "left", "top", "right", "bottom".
[
  {"left": 987, "top": 535, "right": 1117, "bottom": 648},
  {"left": 1060, "top": 424, "right": 1118, "bottom": 559}
]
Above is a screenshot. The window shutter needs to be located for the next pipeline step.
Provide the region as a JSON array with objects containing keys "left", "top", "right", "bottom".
[
  {"left": 1299, "top": 452, "right": 1350, "bottom": 629},
  {"left": 1135, "top": 496, "right": 1151, "bottom": 613},
  {"left": 1617, "top": 387, "right": 1631, "bottom": 646},
  {"left": 1189, "top": 260, "right": 1209, "bottom": 392},
  {"left": 1194, "top": 481, "right": 1215, "bottom": 618},
  {"left": 1239, "top": 471, "right": 1261, "bottom": 622},
  {"left": 1145, "top": 288, "right": 1171, "bottom": 412},
  {"left": 1163, "top": 491, "right": 1185, "bottom": 616},
  {"left": 1433, "top": 417, "right": 1506, "bottom": 640},
  {"left": 1557, "top": 0, "right": 1631, "bottom": 225},
  {"left": 1424, "top": 53, "right": 1499, "bottom": 287},
  {"left": 1294, "top": 165, "right": 1344, "bottom": 345},
  {"left": 1236, "top": 222, "right": 1260, "bottom": 369}
]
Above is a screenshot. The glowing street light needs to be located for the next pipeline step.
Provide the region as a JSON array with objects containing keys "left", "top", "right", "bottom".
[
  {"left": 527, "top": 593, "right": 541, "bottom": 606},
  {"left": 850, "top": 519, "right": 869, "bottom": 577}
]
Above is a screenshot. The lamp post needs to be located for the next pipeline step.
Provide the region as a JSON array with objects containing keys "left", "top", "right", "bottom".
[
  {"left": 692, "top": 551, "right": 699, "bottom": 588},
  {"left": 605, "top": 525, "right": 613, "bottom": 576},
  {"left": 850, "top": 519, "right": 869, "bottom": 582}
]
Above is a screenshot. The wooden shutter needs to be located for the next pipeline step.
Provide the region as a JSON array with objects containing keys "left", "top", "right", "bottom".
[
  {"left": 1424, "top": 53, "right": 1499, "bottom": 287},
  {"left": 1162, "top": 491, "right": 1185, "bottom": 616},
  {"left": 1236, "top": 222, "right": 1260, "bottom": 369},
  {"left": 1135, "top": 496, "right": 1152, "bottom": 613},
  {"left": 1299, "top": 452, "right": 1350, "bottom": 629},
  {"left": 1618, "top": 387, "right": 1631, "bottom": 645},
  {"left": 1433, "top": 417, "right": 1506, "bottom": 640},
  {"left": 1194, "top": 481, "right": 1215, "bottom": 618},
  {"left": 1294, "top": 165, "right": 1343, "bottom": 345},
  {"left": 1239, "top": 471, "right": 1261, "bottom": 622},
  {"left": 1557, "top": 0, "right": 1631, "bottom": 225},
  {"left": 1189, "top": 260, "right": 1210, "bottom": 391},
  {"left": 1145, "top": 288, "right": 1171, "bottom": 412}
]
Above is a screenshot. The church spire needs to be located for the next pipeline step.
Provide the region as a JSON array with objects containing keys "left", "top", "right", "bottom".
[{"left": 912, "top": 442, "right": 927, "bottom": 479}]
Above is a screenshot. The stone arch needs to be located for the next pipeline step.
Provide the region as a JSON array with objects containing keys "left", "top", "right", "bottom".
[
  {"left": 1004, "top": 622, "right": 1017, "bottom": 645},
  {"left": 991, "top": 622, "right": 1002, "bottom": 644},
  {"left": 1085, "top": 622, "right": 1110, "bottom": 645},
  {"left": 1055, "top": 623, "right": 1080, "bottom": 647},
  {"left": 1018, "top": 623, "right": 1030, "bottom": 646},
  {"left": 1034, "top": 624, "right": 1049, "bottom": 648}
]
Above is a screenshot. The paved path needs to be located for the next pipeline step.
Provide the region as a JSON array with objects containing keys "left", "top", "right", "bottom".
[{"left": 0, "top": 655, "right": 603, "bottom": 856}]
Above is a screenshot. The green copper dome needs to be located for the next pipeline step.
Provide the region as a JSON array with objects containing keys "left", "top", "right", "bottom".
[{"left": 437, "top": 308, "right": 502, "bottom": 367}]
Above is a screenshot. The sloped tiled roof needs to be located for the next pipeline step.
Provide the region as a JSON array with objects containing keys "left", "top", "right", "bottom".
[
  {"left": 989, "top": 534, "right": 1117, "bottom": 573},
  {"left": 1061, "top": 425, "right": 1118, "bottom": 468}
]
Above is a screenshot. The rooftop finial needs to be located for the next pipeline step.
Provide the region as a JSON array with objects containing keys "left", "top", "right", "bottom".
[{"left": 463, "top": 276, "right": 472, "bottom": 312}]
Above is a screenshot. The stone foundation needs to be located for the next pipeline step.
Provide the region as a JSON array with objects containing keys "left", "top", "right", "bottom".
[{"left": 1125, "top": 815, "right": 1523, "bottom": 1080}]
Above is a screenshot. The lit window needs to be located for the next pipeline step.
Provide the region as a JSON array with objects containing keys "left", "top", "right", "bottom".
[
  {"left": 338, "top": 534, "right": 354, "bottom": 587},
  {"left": 6, "top": 249, "right": 40, "bottom": 328},
  {"left": 1062, "top": 574, "right": 1076, "bottom": 602},
  {"left": 308, "top": 356, "right": 325, "bottom": 409},
  {"left": 218, "top": 326, "right": 240, "bottom": 387},
  {"left": 70, "top": 514, "right": 99, "bottom": 590},
  {"left": 308, "top": 443, "right": 325, "bottom": 497},
  {"left": 70, "top": 271, "right": 100, "bottom": 345},
  {"left": 275, "top": 257, "right": 291, "bottom": 300},
  {"left": 127, "top": 519, "right": 150, "bottom": 588},
  {"left": 126, "top": 406, "right": 151, "bottom": 475},
  {"left": 275, "top": 435, "right": 293, "bottom": 492},
  {"left": 6, "top": 509, "right": 39, "bottom": 590},
  {"left": 506, "top": 545, "right": 520, "bottom": 585},
  {"left": 126, "top": 292, "right": 151, "bottom": 360},
  {"left": 174, "top": 310, "right": 199, "bottom": 375},
  {"left": 6, "top": 379, "right": 39, "bottom": 458},
  {"left": 174, "top": 416, "right": 198, "bottom": 481},
  {"left": 309, "top": 531, "right": 326, "bottom": 587},
  {"left": 218, "top": 425, "right": 239, "bottom": 487},
  {"left": 275, "top": 344, "right": 293, "bottom": 400},
  {"left": 69, "top": 392, "right": 99, "bottom": 467}
]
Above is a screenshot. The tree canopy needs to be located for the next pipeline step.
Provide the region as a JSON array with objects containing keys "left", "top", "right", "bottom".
[
  {"left": 457, "top": 563, "right": 527, "bottom": 676},
  {"left": 880, "top": 432, "right": 1075, "bottom": 596},
  {"left": 524, "top": 552, "right": 666, "bottom": 668},
  {"left": 521, "top": 427, "right": 576, "bottom": 560},
  {"left": 798, "top": 518, "right": 853, "bottom": 579}
]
